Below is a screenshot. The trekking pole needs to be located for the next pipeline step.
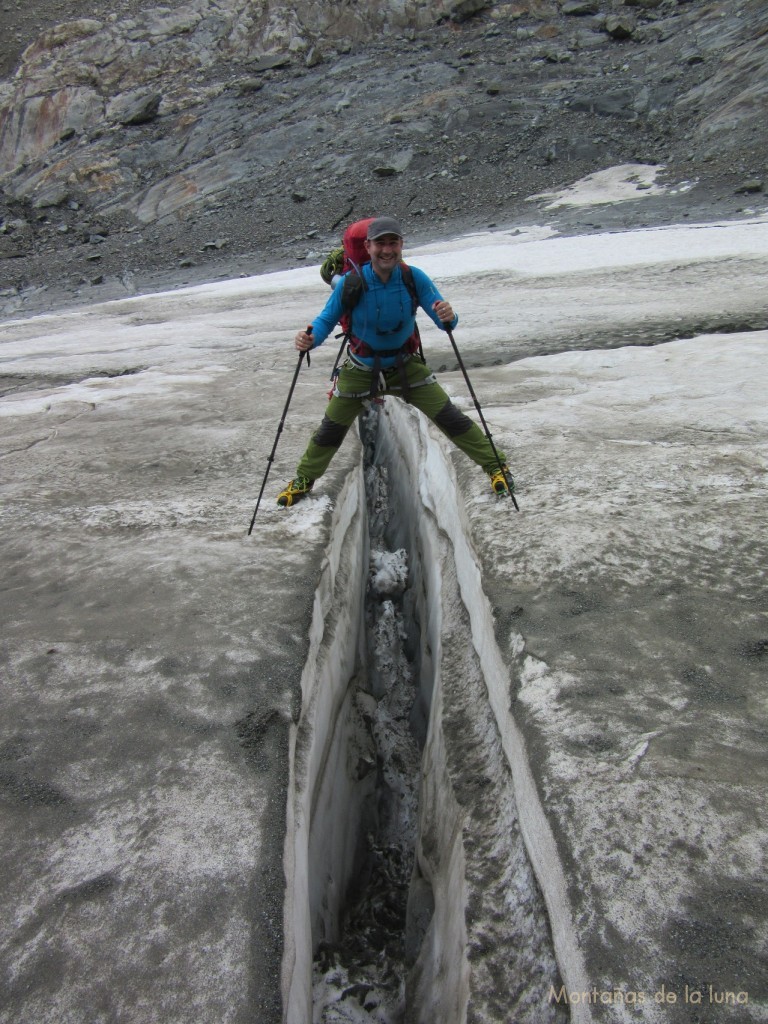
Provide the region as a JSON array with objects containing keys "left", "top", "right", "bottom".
[
  {"left": 247, "top": 329, "right": 312, "bottom": 534},
  {"left": 443, "top": 323, "right": 519, "bottom": 511}
]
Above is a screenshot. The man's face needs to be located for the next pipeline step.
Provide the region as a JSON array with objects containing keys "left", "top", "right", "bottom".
[{"left": 365, "top": 233, "right": 404, "bottom": 275}]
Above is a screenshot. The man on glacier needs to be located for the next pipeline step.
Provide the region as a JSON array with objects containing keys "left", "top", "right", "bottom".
[{"left": 277, "top": 216, "right": 513, "bottom": 506}]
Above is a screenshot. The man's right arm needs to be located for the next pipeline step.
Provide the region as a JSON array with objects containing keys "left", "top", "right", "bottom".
[{"left": 294, "top": 277, "right": 346, "bottom": 350}]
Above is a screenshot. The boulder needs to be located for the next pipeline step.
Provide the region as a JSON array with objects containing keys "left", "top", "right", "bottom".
[
  {"left": 447, "top": 0, "right": 492, "bottom": 22},
  {"left": 734, "top": 178, "right": 764, "bottom": 194},
  {"left": 605, "top": 14, "right": 636, "bottom": 39},
  {"left": 106, "top": 91, "right": 162, "bottom": 127},
  {"left": 31, "top": 180, "right": 72, "bottom": 209},
  {"left": 560, "top": 0, "right": 600, "bottom": 14},
  {"left": 250, "top": 54, "right": 292, "bottom": 72}
]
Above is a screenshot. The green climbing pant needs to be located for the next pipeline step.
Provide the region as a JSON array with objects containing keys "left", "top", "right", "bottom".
[{"left": 296, "top": 356, "right": 505, "bottom": 481}]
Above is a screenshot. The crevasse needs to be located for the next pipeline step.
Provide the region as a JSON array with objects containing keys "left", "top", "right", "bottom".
[{"left": 281, "top": 400, "right": 590, "bottom": 1024}]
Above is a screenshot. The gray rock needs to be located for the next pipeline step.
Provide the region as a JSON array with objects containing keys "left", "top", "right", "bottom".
[
  {"left": 605, "top": 15, "right": 636, "bottom": 39},
  {"left": 568, "top": 88, "right": 638, "bottom": 117},
  {"left": 31, "top": 180, "right": 72, "bottom": 209},
  {"left": 447, "top": 0, "right": 491, "bottom": 23},
  {"left": 561, "top": 0, "right": 600, "bottom": 15},
  {"left": 734, "top": 178, "right": 764, "bottom": 194},
  {"left": 0, "top": 216, "right": 34, "bottom": 259},
  {"left": 106, "top": 90, "right": 162, "bottom": 126},
  {"left": 251, "top": 54, "right": 292, "bottom": 72},
  {"left": 680, "top": 46, "right": 705, "bottom": 65},
  {"left": 144, "top": 8, "right": 203, "bottom": 38},
  {"left": 0, "top": 234, "right": 27, "bottom": 257},
  {"left": 2, "top": 217, "right": 30, "bottom": 233},
  {"left": 1, "top": 86, "right": 103, "bottom": 174},
  {"left": 388, "top": 148, "right": 415, "bottom": 173},
  {"left": 233, "top": 78, "right": 265, "bottom": 95}
]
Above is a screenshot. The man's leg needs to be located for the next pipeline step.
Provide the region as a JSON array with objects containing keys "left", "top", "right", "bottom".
[
  {"left": 295, "top": 364, "right": 372, "bottom": 480},
  {"left": 398, "top": 361, "right": 507, "bottom": 473}
]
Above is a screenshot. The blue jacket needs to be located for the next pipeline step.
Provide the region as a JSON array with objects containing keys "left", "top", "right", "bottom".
[{"left": 310, "top": 261, "right": 458, "bottom": 368}]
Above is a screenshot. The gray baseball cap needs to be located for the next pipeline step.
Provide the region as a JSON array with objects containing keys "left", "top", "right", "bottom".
[{"left": 366, "top": 216, "right": 404, "bottom": 240}]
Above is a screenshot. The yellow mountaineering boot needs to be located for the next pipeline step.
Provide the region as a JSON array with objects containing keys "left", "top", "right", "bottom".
[
  {"left": 489, "top": 464, "right": 514, "bottom": 496},
  {"left": 277, "top": 476, "right": 314, "bottom": 507}
]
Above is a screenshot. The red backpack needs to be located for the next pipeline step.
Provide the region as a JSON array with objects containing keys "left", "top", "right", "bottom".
[
  {"left": 341, "top": 217, "right": 375, "bottom": 278},
  {"left": 320, "top": 217, "right": 375, "bottom": 288}
]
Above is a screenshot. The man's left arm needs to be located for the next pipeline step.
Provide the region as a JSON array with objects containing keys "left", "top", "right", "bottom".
[{"left": 411, "top": 266, "right": 459, "bottom": 330}]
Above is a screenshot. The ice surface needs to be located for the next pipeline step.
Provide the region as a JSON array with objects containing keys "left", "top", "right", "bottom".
[{"left": 2, "top": 196, "right": 767, "bottom": 1022}]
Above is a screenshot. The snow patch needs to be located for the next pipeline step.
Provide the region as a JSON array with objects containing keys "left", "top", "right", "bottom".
[{"left": 528, "top": 163, "right": 693, "bottom": 209}]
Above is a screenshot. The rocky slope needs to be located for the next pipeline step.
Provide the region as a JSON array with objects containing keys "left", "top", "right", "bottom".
[{"left": 0, "top": 0, "right": 766, "bottom": 315}]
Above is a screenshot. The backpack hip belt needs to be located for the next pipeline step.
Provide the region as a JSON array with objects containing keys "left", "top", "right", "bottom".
[
  {"left": 348, "top": 340, "right": 412, "bottom": 399},
  {"left": 334, "top": 352, "right": 436, "bottom": 400},
  {"left": 348, "top": 339, "right": 412, "bottom": 365}
]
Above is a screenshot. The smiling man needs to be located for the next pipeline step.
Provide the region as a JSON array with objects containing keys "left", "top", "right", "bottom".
[{"left": 277, "top": 215, "right": 513, "bottom": 506}]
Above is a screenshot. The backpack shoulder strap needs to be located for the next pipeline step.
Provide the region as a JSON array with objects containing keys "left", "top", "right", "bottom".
[
  {"left": 340, "top": 265, "right": 366, "bottom": 315},
  {"left": 398, "top": 263, "right": 425, "bottom": 362},
  {"left": 399, "top": 262, "right": 420, "bottom": 314}
]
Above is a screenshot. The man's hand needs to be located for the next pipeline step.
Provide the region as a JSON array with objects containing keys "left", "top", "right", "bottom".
[
  {"left": 295, "top": 327, "right": 314, "bottom": 351},
  {"left": 433, "top": 300, "right": 454, "bottom": 324}
]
